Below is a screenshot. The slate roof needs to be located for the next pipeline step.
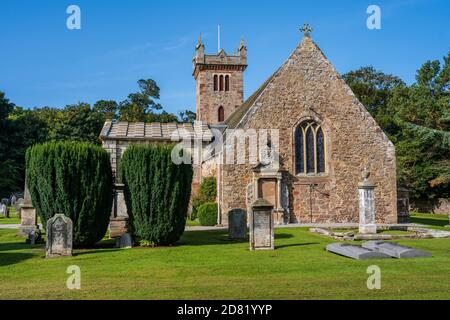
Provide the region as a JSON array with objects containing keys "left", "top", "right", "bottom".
[{"left": 100, "top": 121, "right": 214, "bottom": 141}]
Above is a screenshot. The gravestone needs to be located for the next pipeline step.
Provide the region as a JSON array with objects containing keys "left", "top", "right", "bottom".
[
  {"left": 27, "top": 229, "right": 42, "bottom": 245},
  {"left": 109, "top": 217, "right": 128, "bottom": 238},
  {"left": 10, "top": 195, "right": 17, "bottom": 206},
  {"left": 0, "top": 203, "right": 6, "bottom": 217},
  {"left": 326, "top": 243, "right": 390, "bottom": 260},
  {"left": 249, "top": 198, "right": 274, "bottom": 251},
  {"left": 358, "top": 168, "right": 377, "bottom": 234},
  {"left": 1, "top": 198, "right": 9, "bottom": 206},
  {"left": 228, "top": 209, "right": 247, "bottom": 240},
  {"left": 46, "top": 214, "right": 73, "bottom": 258},
  {"left": 116, "top": 233, "right": 133, "bottom": 249},
  {"left": 18, "top": 179, "right": 38, "bottom": 237},
  {"left": 362, "top": 241, "right": 432, "bottom": 259}
]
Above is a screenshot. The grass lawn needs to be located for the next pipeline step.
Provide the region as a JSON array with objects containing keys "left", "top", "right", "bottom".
[
  {"left": 1, "top": 222, "right": 450, "bottom": 300},
  {"left": 410, "top": 213, "right": 449, "bottom": 230},
  {"left": 185, "top": 218, "right": 201, "bottom": 227},
  {"left": 0, "top": 207, "right": 20, "bottom": 225}
]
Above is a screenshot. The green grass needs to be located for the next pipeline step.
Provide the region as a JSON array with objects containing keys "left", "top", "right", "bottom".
[
  {"left": 1, "top": 225, "right": 450, "bottom": 300},
  {"left": 410, "top": 213, "right": 449, "bottom": 230},
  {"left": 0, "top": 207, "right": 20, "bottom": 225},
  {"left": 185, "top": 218, "right": 201, "bottom": 227}
]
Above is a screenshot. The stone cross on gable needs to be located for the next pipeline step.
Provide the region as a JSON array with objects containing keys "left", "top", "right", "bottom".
[{"left": 300, "top": 23, "right": 313, "bottom": 37}]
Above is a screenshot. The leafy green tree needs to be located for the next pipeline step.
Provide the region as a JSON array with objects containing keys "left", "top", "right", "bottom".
[
  {"left": 118, "top": 79, "right": 178, "bottom": 123},
  {"left": 51, "top": 103, "right": 104, "bottom": 145},
  {"left": 191, "top": 177, "right": 217, "bottom": 220},
  {"left": 178, "top": 110, "right": 196, "bottom": 124},
  {"left": 93, "top": 100, "right": 119, "bottom": 120}
]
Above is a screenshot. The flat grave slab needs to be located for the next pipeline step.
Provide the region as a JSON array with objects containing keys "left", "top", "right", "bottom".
[
  {"left": 326, "top": 243, "right": 390, "bottom": 260},
  {"left": 362, "top": 241, "right": 432, "bottom": 259}
]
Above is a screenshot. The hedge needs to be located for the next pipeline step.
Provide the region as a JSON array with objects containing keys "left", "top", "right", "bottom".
[
  {"left": 26, "top": 141, "right": 113, "bottom": 247},
  {"left": 119, "top": 144, "right": 193, "bottom": 245},
  {"left": 198, "top": 202, "right": 218, "bottom": 226},
  {"left": 191, "top": 176, "right": 216, "bottom": 220}
]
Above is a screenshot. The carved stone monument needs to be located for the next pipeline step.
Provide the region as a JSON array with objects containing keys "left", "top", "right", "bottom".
[
  {"left": 358, "top": 168, "right": 377, "bottom": 234},
  {"left": 228, "top": 208, "right": 247, "bottom": 240},
  {"left": 249, "top": 198, "right": 274, "bottom": 251},
  {"left": 46, "top": 214, "right": 73, "bottom": 258},
  {"left": 116, "top": 233, "right": 133, "bottom": 249},
  {"left": 0, "top": 203, "right": 8, "bottom": 217},
  {"left": 18, "top": 180, "right": 38, "bottom": 237}
]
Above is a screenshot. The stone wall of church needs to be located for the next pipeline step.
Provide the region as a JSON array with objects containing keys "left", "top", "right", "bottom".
[
  {"left": 219, "top": 37, "right": 397, "bottom": 225},
  {"left": 196, "top": 70, "right": 244, "bottom": 125}
]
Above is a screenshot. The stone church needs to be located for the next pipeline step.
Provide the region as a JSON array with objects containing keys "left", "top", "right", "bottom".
[{"left": 100, "top": 29, "right": 398, "bottom": 227}]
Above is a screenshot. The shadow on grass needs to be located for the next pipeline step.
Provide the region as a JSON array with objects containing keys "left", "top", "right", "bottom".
[
  {"left": 411, "top": 215, "right": 449, "bottom": 228},
  {"left": 276, "top": 242, "right": 320, "bottom": 250},
  {"left": 0, "top": 252, "right": 35, "bottom": 266}
]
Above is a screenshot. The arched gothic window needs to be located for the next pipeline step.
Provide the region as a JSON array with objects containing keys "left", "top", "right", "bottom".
[
  {"left": 219, "top": 75, "right": 224, "bottom": 91},
  {"left": 295, "top": 121, "right": 325, "bottom": 175},
  {"left": 225, "top": 75, "right": 230, "bottom": 91},
  {"left": 213, "top": 75, "right": 218, "bottom": 91},
  {"left": 218, "top": 106, "right": 225, "bottom": 122}
]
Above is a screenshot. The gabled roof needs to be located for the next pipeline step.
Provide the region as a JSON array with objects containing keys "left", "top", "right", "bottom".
[
  {"left": 224, "top": 36, "right": 327, "bottom": 129},
  {"left": 100, "top": 121, "right": 213, "bottom": 141}
]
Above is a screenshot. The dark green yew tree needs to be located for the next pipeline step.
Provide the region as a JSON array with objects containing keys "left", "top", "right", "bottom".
[
  {"left": 26, "top": 141, "right": 113, "bottom": 246},
  {"left": 120, "top": 144, "right": 193, "bottom": 245}
]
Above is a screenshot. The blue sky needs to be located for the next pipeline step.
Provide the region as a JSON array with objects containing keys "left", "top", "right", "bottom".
[{"left": 1, "top": 0, "right": 449, "bottom": 115}]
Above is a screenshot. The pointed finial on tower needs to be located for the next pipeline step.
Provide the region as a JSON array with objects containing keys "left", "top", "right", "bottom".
[
  {"left": 240, "top": 37, "right": 245, "bottom": 48},
  {"left": 198, "top": 33, "right": 202, "bottom": 45},
  {"left": 300, "top": 23, "right": 313, "bottom": 38}
]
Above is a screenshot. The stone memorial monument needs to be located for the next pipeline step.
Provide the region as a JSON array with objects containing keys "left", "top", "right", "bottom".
[
  {"left": 46, "top": 214, "right": 73, "bottom": 258},
  {"left": 358, "top": 168, "right": 377, "bottom": 234},
  {"left": 249, "top": 198, "right": 274, "bottom": 251},
  {"left": 116, "top": 233, "right": 133, "bottom": 249},
  {"left": 18, "top": 180, "right": 38, "bottom": 237},
  {"left": 228, "top": 209, "right": 247, "bottom": 240}
]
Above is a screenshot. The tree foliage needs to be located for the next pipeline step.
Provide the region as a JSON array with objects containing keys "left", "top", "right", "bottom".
[
  {"left": 191, "top": 176, "right": 217, "bottom": 220},
  {"left": 26, "top": 141, "right": 113, "bottom": 246},
  {"left": 198, "top": 202, "right": 218, "bottom": 226},
  {"left": 119, "top": 144, "right": 193, "bottom": 245},
  {"left": 344, "top": 54, "right": 450, "bottom": 200}
]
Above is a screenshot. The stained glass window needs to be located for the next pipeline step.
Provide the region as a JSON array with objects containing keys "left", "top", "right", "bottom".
[{"left": 295, "top": 121, "right": 326, "bottom": 175}]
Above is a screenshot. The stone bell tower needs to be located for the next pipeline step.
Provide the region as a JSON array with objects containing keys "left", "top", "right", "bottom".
[{"left": 193, "top": 36, "right": 247, "bottom": 125}]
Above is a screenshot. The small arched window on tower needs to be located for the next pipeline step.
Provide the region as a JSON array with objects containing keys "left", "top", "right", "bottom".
[
  {"left": 213, "top": 75, "right": 218, "bottom": 91},
  {"left": 218, "top": 106, "right": 225, "bottom": 123},
  {"left": 225, "top": 75, "right": 230, "bottom": 92},
  {"left": 295, "top": 121, "right": 326, "bottom": 175},
  {"left": 219, "top": 75, "right": 224, "bottom": 91}
]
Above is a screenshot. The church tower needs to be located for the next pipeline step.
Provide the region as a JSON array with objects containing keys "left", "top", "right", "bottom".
[{"left": 193, "top": 36, "right": 247, "bottom": 125}]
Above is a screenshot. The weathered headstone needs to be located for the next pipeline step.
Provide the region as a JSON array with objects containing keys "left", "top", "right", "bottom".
[
  {"left": 0, "top": 203, "right": 6, "bottom": 217},
  {"left": 116, "top": 233, "right": 133, "bottom": 249},
  {"left": 46, "top": 214, "right": 73, "bottom": 258},
  {"left": 358, "top": 168, "right": 377, "bottom": 234},
  {"left": 1, "top": 198, "right": 9, "bottom": 206},
  {"left": 228, "top": 208, "right": 247, "bottom": 240},
  {"left": 27, "top": 229, "right": 42, "bottom": 245},
  {"left": 326, "top": 243, "right": 390, "bottom": 260},
  {"left": 10, "top": 195, "right": 17, "bottom": 206},
  {"left": 249, "top": 198, "right": 274, "bottom": 251},
  {"left": 362, "top": 241, "right": 432, "bottom": 259},
  {"left": 18, "top": 179, "right": 38, "bottom": 237}
]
